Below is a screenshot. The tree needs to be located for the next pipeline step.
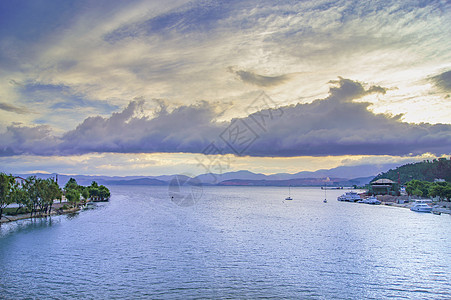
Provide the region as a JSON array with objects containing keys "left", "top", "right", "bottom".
[
  {"left": 85, "top": 181, "right": 110, "bottom": 202},
  {"left": 88, "top": 186, "right": 99, "bottom": 201},
  {"left": 0, "top": 173, "right": 15, "bottom": 221},
  {"left": 64, "top": 178, "right": 82, "bottom": 207},
  {"left": 445, "top": 185, "right": 451, "bottom": 201},
  {"left": 90, "top": 181, "right": 98, "bottom": 189},
  {"left": 38, "top": 178, "right": 62, "bottom": 215},
  {"left": 1, "top": 172, "right": 111, "bottom": 220},
  {"left": 20, "top": 176, "right": 63, "bottom": 217},
  {"left": 98, "top": 185, "right": 110, "bottom": 201},
  {"left": 406, "top": 180, "right": 430, "bottom": 197},
  {"left": 11, "top": 184, "right": 28, "bottom": 214},
  {"left": 88, "top": 181, "right": 100, "bottom": 201},
  {"left": 65, "top": 178, "right": 79, "bottom": 192},
  {"left": 81, "top": 188, "right": 89, "bottom": 201},
  {"left": 65, "top": 189, "right": 80, "bottom": 207},
  {"left": 429, "top": 182, "right": 451, "bottom": 201},
  {"left": 23, "top": 176, "right": 39, "bottom": 217},
  {"left": 412, "top": 188, "right": 423, "bottom": 197}
]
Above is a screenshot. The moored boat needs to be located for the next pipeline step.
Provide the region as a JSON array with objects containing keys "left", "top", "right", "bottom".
[
  {"left": 285, "top": 185, "right": 293, "bottom": 200},
  {"left": 337, "top": 191, "right": 361, "bottom": 202},
  {"left": 410, "top": 202, "right": 432, "bottom": 213},
  {"left": 362, "top": 196, "right": 381, "bottom": 205}
]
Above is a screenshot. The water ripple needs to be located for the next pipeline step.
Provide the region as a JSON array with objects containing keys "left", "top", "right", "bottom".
[{"left": 1, "top": 186, "right": 450, "bottom": 299}]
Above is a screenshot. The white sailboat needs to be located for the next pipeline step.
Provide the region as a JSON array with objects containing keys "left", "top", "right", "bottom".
[
  {"left": 323, "top": 177, "right": 329, "bottom": 203},
  {"left": 285, "top": 185, "right": 293, "bottom": 200}
]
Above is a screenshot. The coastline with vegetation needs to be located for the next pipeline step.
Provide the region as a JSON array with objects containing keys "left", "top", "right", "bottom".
[
  {"left": 0, "top": 173, "right": 110, "bottom": 224},
  {"left": 366, "top": 159, "right": 451, "bottom": 214},
  {"left": 366, "top": 194, "right": 451, "bottom": 214},
  {"left": 2, "top": 158, "right": 451, "bottom": 223}
]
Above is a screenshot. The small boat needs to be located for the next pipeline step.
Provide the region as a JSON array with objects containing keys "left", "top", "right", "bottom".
[
  {"left": 361, "top": 196, "right": 381, "bottom": 205},
  {"left": 432, "top": 205, "right": 442, "bottom": 215},
  {"left": 337, "top": 191, "right": 361, "bottom": 202},
  {"left": 83, "top": 202, "right": 96, "bottom": 209},
  {"left": 285, "top": 185, "right": 293, "bottom": 200},
  {"left": 410, "top": 202, "right": 432, "bottom": 213},
  {"left": 323, "top": 182, "right": 328, "bottom": 203}
]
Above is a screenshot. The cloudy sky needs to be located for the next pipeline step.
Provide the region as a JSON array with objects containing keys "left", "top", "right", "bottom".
[{"left": 1, "top": 0, "right": 450, "bottom": 176}]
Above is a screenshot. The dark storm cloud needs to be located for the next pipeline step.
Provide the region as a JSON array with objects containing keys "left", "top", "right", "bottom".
[
  {"left": 246, "top": 99, "right": 450, "bottom": 157},
  {"left": 0, "top": 102, "right": 31, "bottom": 114},
  {"left": 1, "top": 78, "right": 450, "bottom": 157},
  {"left": 0, "top": 124, "right": 56, "bottom": 156},
  {"left": 57, "top": 99, "right": 224, "bottom": 155},
  {"left": 431, "top": 70, "right": 451, "bottom": 92},
  {"left": 229, "top": 68, "right": 293, "bottom": 87}
]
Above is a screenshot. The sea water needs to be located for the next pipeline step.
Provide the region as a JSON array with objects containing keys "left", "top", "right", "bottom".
[{"left": 1, "top": 186, "right": 450, "bottom": 299}]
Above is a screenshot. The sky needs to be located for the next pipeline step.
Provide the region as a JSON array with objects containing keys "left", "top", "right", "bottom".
[{"left": 0, "top": 0, "right": 450, "bottom": 177}]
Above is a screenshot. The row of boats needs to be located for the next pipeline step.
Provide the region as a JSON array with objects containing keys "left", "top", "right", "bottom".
[
  {"left": 337, "top": 191, "right": 435, "bottom": 213},
  {"left": 285, "top": 188, "right": 436, "bottom": 213},
  {"left": 337, "top": 191, "right": 381, "bottom": 205}
]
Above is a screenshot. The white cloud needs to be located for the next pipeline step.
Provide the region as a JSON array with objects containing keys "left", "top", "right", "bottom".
[{"left": 2, "top": 0, "right": 449, "bottom": 131}]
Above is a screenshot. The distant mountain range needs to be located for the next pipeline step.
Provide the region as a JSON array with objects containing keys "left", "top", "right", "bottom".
[
  {"left": 14, "top": 163, "right": 399, "bottom": 187},
  {"left": 217, "top": 177, "right": 372, "bottom": 187}
]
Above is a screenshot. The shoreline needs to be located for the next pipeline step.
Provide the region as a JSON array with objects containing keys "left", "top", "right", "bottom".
[
  {"left": 1, "top": 203, "right": 81, "bottom": 224},
  {"left": 375, "top": 195, "right": 451, "bottom": 214},
  {"left": 2, "top": 197, "right": 450, "bottom": 224},
  {"left": 382, "top": 202, "right": 451, "bottom": 214}
]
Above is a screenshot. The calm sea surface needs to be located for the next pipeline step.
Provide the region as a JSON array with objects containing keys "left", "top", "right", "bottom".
[{"left": 1, "top": 186, "right": 450, "bottom": 299}]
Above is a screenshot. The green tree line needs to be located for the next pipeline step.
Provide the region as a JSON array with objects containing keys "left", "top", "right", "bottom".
[
  {"left": 0, "top": 173, "right": 62, "bottom": 220},
  {"left": 372, "top": 158, "right": 451, "bottom": 184},
  {"left": 64, "top": 178, "right": 110, "bottom": 206},
  {"left": 0, "top": 173, "right": 110, "bottom": 221},
  {"left": 406, "top": 180, "right": 451, "bottom": 201}
]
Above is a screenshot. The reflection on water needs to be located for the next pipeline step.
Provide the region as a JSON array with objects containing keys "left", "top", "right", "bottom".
[
  {"left": 0, "top": 217, "right": 59, "bottom": 238},
  {"left": 65, "top": 212, "right": 80, "bottom": 220},
  {"left": 0, "top": 186, "right": 450, "bottom": 299},
  {"left": 0, "top": 208, "right": 87, "bottom": 237}
]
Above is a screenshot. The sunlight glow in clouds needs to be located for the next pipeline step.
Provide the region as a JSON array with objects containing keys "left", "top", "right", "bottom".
[{"left": 0, "top": 0, "right": 450, "bottom": 175}]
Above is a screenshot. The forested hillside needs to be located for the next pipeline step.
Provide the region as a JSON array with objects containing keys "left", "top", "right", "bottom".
[{"left": 372, "top": 158, "right": 451, "bottom": 184}]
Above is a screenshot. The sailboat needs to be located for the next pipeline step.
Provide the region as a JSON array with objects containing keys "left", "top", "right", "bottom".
[
  {"left": 323, "top": 177, "right": 329, "bottom": 203},
  {"left": 285, "top": 185, "right": 293, "bottom": 200}
]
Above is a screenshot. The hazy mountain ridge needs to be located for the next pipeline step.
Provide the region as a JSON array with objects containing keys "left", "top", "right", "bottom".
[
  {"left": 102, "top": 178, "right": 168, "bottom": 186},
  {"left": 218, "top": 177, "right": 366, "bottom": 187},
  {"left": 13, "top": 163, "right": 396, "bottom": 187}
]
